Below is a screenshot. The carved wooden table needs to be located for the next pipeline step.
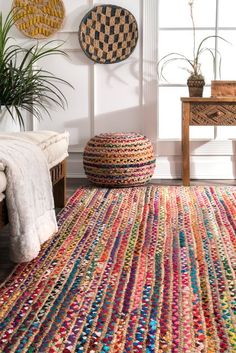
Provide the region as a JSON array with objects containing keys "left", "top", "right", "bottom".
[{"left": 181, "top": 97, "right": 236, "bottom": 186}]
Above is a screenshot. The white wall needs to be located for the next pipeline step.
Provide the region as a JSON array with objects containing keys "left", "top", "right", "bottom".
[
  {"left": 37, "top": 0, "right": 145, "bottom": 144},
  {"left": 1, "top": 0, "right": 235, "bottom": 179}
]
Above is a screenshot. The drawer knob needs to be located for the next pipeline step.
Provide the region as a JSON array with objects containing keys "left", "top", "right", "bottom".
[{"left": 207, "top": 111, "right": 221, "bottom": 119}]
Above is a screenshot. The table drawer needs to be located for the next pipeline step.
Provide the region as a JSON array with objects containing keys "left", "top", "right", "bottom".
[{"left": 190, "top": 103, "right": 236, "bottom": 125}]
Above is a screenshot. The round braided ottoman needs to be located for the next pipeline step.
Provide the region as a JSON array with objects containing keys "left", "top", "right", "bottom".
[{"left": 83, "top": 132, "right": 156, "bottom": 187}]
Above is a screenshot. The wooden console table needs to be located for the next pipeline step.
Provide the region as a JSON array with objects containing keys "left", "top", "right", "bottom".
[{"left": 181, "top": 97, "right": 236, "bottom": 186}]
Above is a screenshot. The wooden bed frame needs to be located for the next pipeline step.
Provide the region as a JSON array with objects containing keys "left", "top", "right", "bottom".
[{"left": 0, "top": 159, "right": 67, "bottom": 229}]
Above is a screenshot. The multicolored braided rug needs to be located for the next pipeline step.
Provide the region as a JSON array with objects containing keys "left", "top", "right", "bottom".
[{"left": 0, "top": 186, "right": 236, "bottom": 353}]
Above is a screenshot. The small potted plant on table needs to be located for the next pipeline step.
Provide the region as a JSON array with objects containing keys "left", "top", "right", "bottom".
[{"left": 157, "top": 0, "right": 228, "bottom": 97}]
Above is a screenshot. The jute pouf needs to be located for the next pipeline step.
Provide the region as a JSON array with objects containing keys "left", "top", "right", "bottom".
[{"left": 83, "top": 132, "right": 156, "bottom": 187}]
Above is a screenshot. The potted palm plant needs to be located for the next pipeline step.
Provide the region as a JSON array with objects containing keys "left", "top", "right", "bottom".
[
  {"left": 0, "top": 10, "right": 73, "bottom": 130},
  {"left": 157, "top": 0, "right": 228, "bottom": 97}
]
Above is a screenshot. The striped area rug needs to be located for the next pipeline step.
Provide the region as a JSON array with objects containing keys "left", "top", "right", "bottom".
[{"left": 0, "top": 186, "right": 236, "bottom": 353}]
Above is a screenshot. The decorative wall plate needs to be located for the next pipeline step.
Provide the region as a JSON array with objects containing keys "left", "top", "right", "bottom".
[
  {"left": 12, "top": 0, "right": 65, "bottom": 39},
  {"left": 79, "top": 5, "right": 139, "bottom": 64}
]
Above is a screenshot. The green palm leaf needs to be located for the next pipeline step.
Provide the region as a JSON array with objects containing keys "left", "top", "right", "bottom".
[{"left": 0, "top": 10, "right": 73, "bottom": 129}]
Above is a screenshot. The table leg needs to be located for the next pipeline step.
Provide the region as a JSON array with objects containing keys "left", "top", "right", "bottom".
[{"left": 182, "top": 102, "right": 190, "bottom": 186}]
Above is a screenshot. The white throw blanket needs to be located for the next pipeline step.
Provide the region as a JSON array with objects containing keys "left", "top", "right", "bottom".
[{"left": 0, "top": 138, "right": 58, "bottom": 263}]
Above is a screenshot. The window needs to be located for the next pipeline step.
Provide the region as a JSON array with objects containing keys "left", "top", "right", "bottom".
[{"left": 158, "top": 0, "right": 236, "bottom": 139}]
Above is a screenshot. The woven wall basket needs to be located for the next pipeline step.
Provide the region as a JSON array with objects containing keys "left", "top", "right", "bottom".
[
  {"left": 12, "top": 0, "right": 65, "bottom": 39},
  {"left": 79, "top": 5, "right": 139, "bottom": 64}
]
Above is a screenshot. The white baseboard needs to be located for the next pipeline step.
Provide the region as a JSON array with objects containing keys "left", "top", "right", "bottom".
[{"left": 67, "top": 153, "right": 236, "bottom": 180}]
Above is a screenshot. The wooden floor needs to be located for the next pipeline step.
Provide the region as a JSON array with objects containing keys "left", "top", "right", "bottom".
[{"left": 0, "top": 178, "right": 235, "bottom": 284}]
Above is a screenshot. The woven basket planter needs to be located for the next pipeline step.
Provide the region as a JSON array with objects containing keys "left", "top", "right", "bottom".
[
  {"left": 187, "top": 76, "right": 205, "bottom": 97},
  {"left": 83, "top": 133, "right": 156, "bottom": 187}
]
